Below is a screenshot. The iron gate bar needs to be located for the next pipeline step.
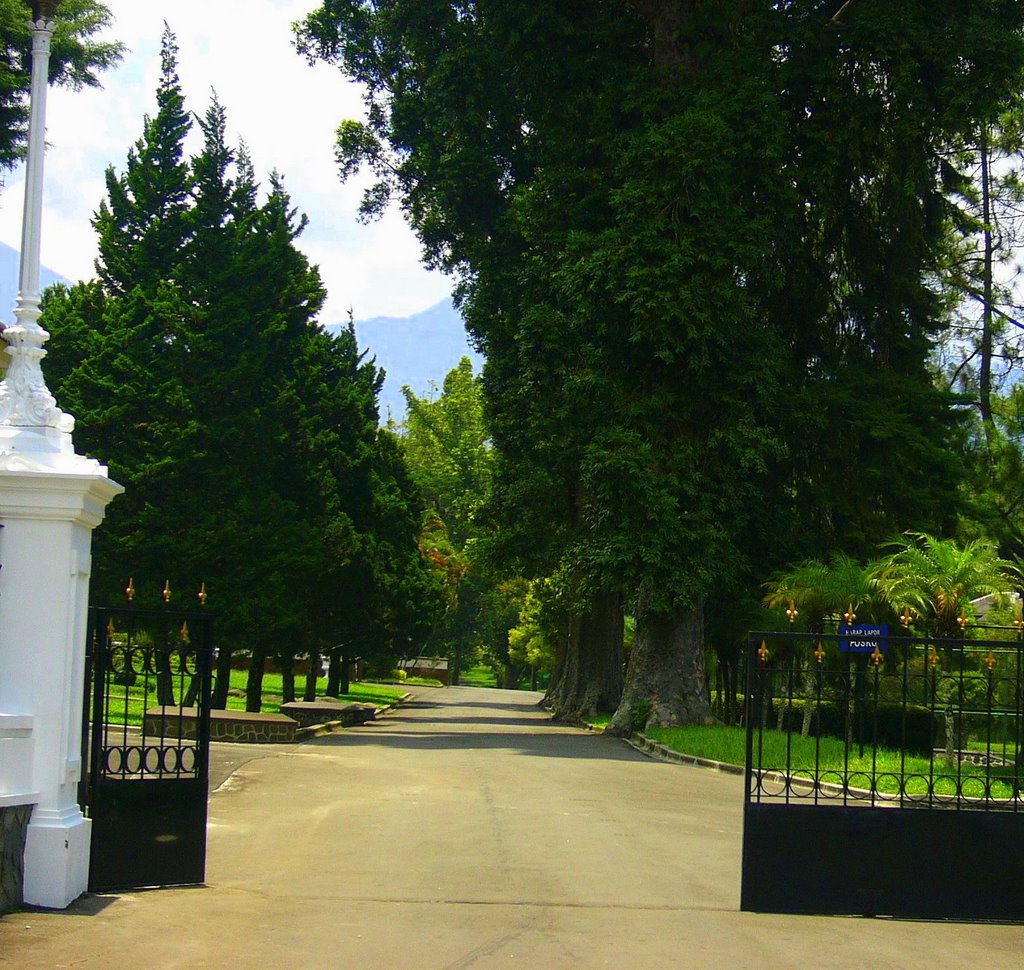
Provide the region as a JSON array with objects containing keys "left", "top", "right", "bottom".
[{"left": 741, "top": 629, "right": 1024, "bottom": 919}]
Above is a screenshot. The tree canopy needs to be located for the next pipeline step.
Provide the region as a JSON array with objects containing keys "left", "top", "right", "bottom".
[
  {"left": 0, "top": 0, "right": 123, "bottom": 171},
  {"left": 43, "top": 25, "right": 440, "bottom": 708},
  {"left": 298, "top": 1, "right": 1024, "bottom": 726}
]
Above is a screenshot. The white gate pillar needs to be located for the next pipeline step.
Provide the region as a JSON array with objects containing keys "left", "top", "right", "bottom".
[
  {"left": 0, "top": 2, "right": 122, "bottom": 909},
  {"left": 0, "top": 460, "right": 121, "bottom": 908}
]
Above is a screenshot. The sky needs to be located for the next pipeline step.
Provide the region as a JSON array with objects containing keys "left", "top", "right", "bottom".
[{"left": 0, "top": 0, "right": 453, "bottom": 325}]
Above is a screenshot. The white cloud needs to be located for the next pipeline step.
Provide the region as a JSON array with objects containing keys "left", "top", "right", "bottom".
[{"left": 0, "top": 0, "right": 452, "bottom": 321}]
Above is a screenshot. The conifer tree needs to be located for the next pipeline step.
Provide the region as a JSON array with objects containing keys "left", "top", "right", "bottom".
[{"left": 46, "top": 26, "right": 441, "bottom": 710}]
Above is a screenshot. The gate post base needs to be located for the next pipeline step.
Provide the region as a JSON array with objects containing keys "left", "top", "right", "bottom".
[{"left": 23, "top": 808, "right": 91, "bottom": 909}]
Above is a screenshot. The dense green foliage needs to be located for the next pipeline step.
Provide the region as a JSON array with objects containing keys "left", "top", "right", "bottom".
[
  {"left": 396, "top": 356, "right": 501, "bottom": 680},
  {"left": 869, "top": 533, "right": 1022, "bottom": 638},
  {"left": 298, "top": 1, "right": 1024, "bottom": 725},
  {"left": 43, "top": 27, "right": 440, "bottom": 708},
  {"left": 0, "top": 0, "right": 122, "bottom": 171}
]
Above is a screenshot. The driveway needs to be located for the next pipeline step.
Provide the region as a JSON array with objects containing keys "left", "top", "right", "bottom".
[{"left": 1, "top": 686, "right": 1020, "bottom": 968}]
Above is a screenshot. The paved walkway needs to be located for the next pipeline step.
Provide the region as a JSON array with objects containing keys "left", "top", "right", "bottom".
[{"left": 1, "top": 686, "right": 1021, "bottom": 968}]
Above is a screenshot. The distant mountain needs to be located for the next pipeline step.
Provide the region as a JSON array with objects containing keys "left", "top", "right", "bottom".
[
  {"left": 0, "top": 241, "right": 70, "bottom": 317},
  {"left": 328, "top": 298, "right": 484, "bottom": 422}
]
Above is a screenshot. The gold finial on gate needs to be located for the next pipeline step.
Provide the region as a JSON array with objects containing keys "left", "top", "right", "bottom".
[
  {"left": 198, "top": 582, "right": 207, "bottom": 606},
  {"left": 180, "top": 621, "right": 190, "bottom": 644},
  {"left": 870, "top": 644, "right": 883, "bottom": 666},
  {"left": 843, "top": 603, "right": 856, "bottom": 626},
  {"left": 125, "top": 576, "right": 135, "bottom": 602},
  {"left": 984, "top": 650, "right": 997, "bottom": 672},
  {"left": 956, "top": 613, "right": 969, "bottom": 632},
  {"left": 1015, "top": 609, "right": 1024, "bottom": 634},
  {"left": 106, "top": 618, "right": 115, "bottom": 637},
  {"left": 813, "top": 641, "right": 826, "bottom": 665},
  {"left": 758, "top": 640, "right": 770, "bottom": 664},
  {"left": 900, "top": 607, "right": 912, "bottom": 630},
  {"left": 785, "top": 599, "right": 798, "bottom": 625},
  {"left": 163, "top": 580, "right": 171, "bottom": 603},
  {"left": 928, "top": 646, "right": 940, "bottom": 667}
]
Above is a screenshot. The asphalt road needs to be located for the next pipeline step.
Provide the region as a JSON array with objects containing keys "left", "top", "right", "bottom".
[{"left": 1, "top": 686, "right": 1021, "bottom": 968}]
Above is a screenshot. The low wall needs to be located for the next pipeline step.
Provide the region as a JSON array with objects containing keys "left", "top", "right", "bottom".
[
  {"left": 0, "top": 804, "right": 31, "bottom": 915},
  {"left": 144, "top": 708, "right": 298, "bottom": 744},
  {"left": 279, "top": 701, "right": 376, "bottom": 729},
  {"left": 399, "top": 659, "right": 449, "bottom": 685}
]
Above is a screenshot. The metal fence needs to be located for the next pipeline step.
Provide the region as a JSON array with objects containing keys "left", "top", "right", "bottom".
[{"left": 741, "top": 627, "right": 1024, "bottom": 919}]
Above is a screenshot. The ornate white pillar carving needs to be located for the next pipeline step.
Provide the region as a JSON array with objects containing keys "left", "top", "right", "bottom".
[{"left": 0, "top": 10, "right": 74, "bottom": 437}]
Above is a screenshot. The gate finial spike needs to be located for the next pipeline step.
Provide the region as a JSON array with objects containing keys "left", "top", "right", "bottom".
[
  {"left": 163, "top": 580, "right": 171, "bottom": 603},
  {"left": 198, "top": 582, "right": 207, "bottom": 606},
  {"left": 125, "top": 576, "right": 135, "bottom": 602}
]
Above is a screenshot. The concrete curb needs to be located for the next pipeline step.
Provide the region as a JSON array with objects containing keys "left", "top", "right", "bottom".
[{"left": 623, "top": 732, "right": 745, "bottom": 776}]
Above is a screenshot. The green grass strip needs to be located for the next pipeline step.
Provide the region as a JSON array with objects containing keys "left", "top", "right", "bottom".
[{"left": 646, "top": 724, "right": 1018, "bottom": 799}]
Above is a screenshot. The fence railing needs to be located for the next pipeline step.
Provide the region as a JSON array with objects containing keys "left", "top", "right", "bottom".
[{"left": 744, "top": 629, "right": 1024, "bottom": 811}]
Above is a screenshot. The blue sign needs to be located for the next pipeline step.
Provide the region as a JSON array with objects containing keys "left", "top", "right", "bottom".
[{"left": 839, "top": 624, "right": 889, "bottom": 653}]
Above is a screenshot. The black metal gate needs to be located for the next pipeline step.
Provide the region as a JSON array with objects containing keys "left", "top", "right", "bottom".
[
  {"left": 82, "top": 605, "right": 213, "bottom": 892},
  {"left": 742, "top": 629, "right": 1024, "bottom": 920}
]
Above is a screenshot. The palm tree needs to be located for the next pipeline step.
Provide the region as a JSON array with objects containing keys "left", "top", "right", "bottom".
[
  {"left": 868, "top": 533, "right": 1021, "bottom": 638},
  {"left": 868, "top": 532, "right": 1023, "bottom": 763},
  {"left": 764, "top": 553, "right": 873, "bottom": 736}
]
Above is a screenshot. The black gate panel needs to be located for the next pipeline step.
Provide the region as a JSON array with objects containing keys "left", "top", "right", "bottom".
[
  {"left": 742, "top": 629, "right": 1024, "bottom": 920},
  {"left": 88, "top": 779, "right": 208, "bottom": 892},
  {"left": 83, "top": 605, "right": 213, "bottom": 892},
  {"left": 742, "top": 803, "right": 1024, "bottom": 920}
]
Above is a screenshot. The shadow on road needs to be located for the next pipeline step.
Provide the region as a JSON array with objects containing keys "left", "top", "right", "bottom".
[{"left": 310, "top": 728, "right": 644, "bottom": 762}]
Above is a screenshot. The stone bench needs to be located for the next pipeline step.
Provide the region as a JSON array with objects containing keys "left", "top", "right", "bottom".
[
  {"left": 144, "top": 707, "right": 298, "bottom": 744},
  {"left": 279, "top": 700, "right": 377, "bottom": 729}
]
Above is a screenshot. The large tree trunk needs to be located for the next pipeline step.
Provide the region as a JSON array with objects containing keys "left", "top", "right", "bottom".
[
  {"left": 245, "top": 652, "right": 267, "bottom": 713},
  {"left": 979, "top": 125, "right": 995, "bottom": 455},
  {"left": 326, "top": 651, "right": 344, "bottom": 697},
  {"left": 303, "top": 647, "right": 320, "bottom": 701},
  {"left": 280, "top": 653, "right": 296, "bottom": 704},
  {"left": 541, "top": 621, "right": 570, "bottom": 708},
  {"left": 155, "top": 644, "right": 176, "bottom": 707},
  {"left": 211, "top": 643, "right": 233, "bottom": 709},
  {"left": 608, "top": 589, "right": 713, "bottom": 735},
  {"left": 546, "top": 592, "right": 624, "bottom": 722},
  {"left": 502, "top": 655, "right": 519, "bottom": 690}
]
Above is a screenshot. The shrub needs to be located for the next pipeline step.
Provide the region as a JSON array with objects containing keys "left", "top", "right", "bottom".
[
  {"left": 771, "top": 699, "right": 936, "bottom": 755},
  {"left": 630, "top": 700, "right": 652, "bottom": 731}
]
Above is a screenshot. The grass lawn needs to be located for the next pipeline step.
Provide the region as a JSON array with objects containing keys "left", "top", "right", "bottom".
[
  {"left": 646, "top": 723, "right": 1018, "bottom": 799},
  {"left": 225, "top": 670, "right": 405, "bottom": 713},
  {"left": 96, "top": 671, "right": 407, "bottom": 728},
  {"left": 458, "top": 665, "right": 498, "bottom": 688}
]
